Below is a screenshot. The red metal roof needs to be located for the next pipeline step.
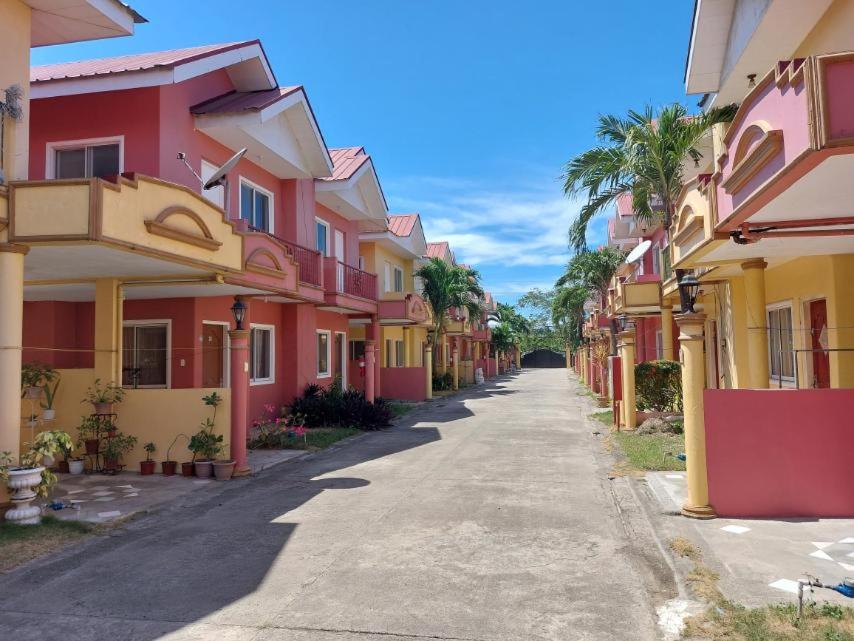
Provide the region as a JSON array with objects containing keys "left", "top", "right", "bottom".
[
  {"left": 31, "top": 41, "right": 258, "bottom": 83},
  {"left": 387, "top": 214, "right": 418, "bottom": 237},
  {"left": 615, "top": 192, "right": 634, "bottom": 217},
  {"left": 191, "top": 86, "right": 302, "bottom": 115},
  {"left": 426, "top": 241, "right": 451, "bottom": 260},
  {"left": 318, "top": 147, "right": 370, "bottom": 182}
]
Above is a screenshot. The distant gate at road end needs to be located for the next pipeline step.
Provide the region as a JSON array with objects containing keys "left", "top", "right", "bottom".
[{"left": 521, "top": 349, "right": 565, "bottom": 368}]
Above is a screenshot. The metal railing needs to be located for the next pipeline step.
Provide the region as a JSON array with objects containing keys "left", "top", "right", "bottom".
[
  {"left": 249, "top": 226, "right": 322, "bottom": 287},
  {"left": 336, "top": 261, "right": 377, "bottom": 300}
]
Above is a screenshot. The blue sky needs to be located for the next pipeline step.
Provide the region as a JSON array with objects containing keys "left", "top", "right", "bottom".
[{"left": 31, "top": 0, "right": 694, "bottom": 304}]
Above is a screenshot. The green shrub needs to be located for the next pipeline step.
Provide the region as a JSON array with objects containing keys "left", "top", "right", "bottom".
[
  {"left": 635, "top": 360, "right": 682, "bottom": 412},
  {"left": 432, "top": 372, "right": 453, "bottom": 391},
  {"left": 286, "top": 383, "right": 392, "bottom": 431}
]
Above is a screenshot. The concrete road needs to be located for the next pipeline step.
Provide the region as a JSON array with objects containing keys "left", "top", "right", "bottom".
[{"left": 0, "top": 369, "right": 673, "bottom": 640}]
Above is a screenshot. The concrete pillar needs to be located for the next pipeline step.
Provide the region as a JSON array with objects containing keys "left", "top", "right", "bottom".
[
  {"left": 228, "top": 329, "right": 250, "bottom": 476},
  {"left": 403, "top": 327, "right": 413, "bottom": 367},
  {"left": 94, "top": 278, "right": 123, "bottom": 382},
  {"left": 440, "top": 334, "right": 448, "bottom": 374},
  {"left": 515, "top": 342, "right": 521, "bottom": 369},
  {"left": 661, "top": 304, "right": 674, "bottom": 361},
  {"left": 618, "top": 328, "right": 637, "bottom": 430},
  {"left": 566, "top": 347, "right": 571, "bottom": 369},
  {"left": 676, "top": 312, "right": 716, "bottom": 519},
  {"left": 365, "top": 340, "right": 376, "bottom": 402},
  {"left": 742, "top": 259, "right": 769, "bottom": 388},
  {"left": 0, "top": 244, "right": 28, "bottom": 460},
  {"left": 424, "top": 341, "right": 433, "bottom": 400},
  {"left": 368, "top": 316, "right": 381, "bottom": 395},
  {"left": 452, "top": 341, "right": 459, "bottom": 390}
]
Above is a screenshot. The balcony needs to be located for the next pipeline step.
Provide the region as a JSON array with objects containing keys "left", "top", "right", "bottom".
[
  {"left": 701, "top": 52, "right": 854, "bottom": 264},
  {"left": 612, "top": 279, "right": 661, "bottom": 316},
  {"left": 445, "top": 313, "right": 471, "bottom": 336},
  {"left": 321, "top": 257, "right": 378, "bottom": 313},
  {"left": 472, "top": 327, "right": 490, "bottom": 341},
  {"left": 378, "top": 293, "right": 430, "bottom": 326}
]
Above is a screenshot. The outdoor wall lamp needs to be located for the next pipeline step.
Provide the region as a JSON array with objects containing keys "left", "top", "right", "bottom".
[
  {"left": 616, "top": 315, "right": 628, "bottom": 332},
  {"left": 677, "top": 271, "right": 700, "bottom": 313},
  {"left": 231, "top": 297, "right": 247, "bottom": 330}
]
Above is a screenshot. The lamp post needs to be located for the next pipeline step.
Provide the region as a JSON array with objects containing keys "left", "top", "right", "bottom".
[
  {"left": 676, "top": 270, "right": 700, "bottom": 314},
  {"left": 228, "top": 296, "right": 250, "bottom": 476}
]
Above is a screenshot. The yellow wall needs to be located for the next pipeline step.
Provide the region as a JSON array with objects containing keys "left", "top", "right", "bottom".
[
  {"left": 22, "top": 369, "right": 232, "bottom": 471},
  {"left": 796, "top": 0, "right": 854, "bottom": 57},
  {"left": 359, "top": 241, "right": 414, "bottom": 301},
  {"left": 0, "top": 0, "right": 30, "bottom": 180}
]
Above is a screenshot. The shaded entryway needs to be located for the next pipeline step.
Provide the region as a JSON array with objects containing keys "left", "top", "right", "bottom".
[{"left": 521, "top": 348, "right": 565, "bottom": 368}]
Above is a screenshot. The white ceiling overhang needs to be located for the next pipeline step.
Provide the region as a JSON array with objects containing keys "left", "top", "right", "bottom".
[
  {"left": 316, "top": 159, "right": 388, "bottom": 231},
  {"left": 359, "top": 230, "right": 426, "bottom": 260},
  {"left": 28, "top": 0, "right": 143, "bottom": 47},
  {"left": 194, "top": 90, "right": 333, "bottom": 180}
]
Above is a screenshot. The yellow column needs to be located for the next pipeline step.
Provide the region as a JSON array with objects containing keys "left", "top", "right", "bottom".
[
  {"left": 0, "top": 244, "right": 28, "bottom": 460},
  {"left": 661, "top": 304, "right": 674, "bottom": 361},
  {"left": 424, "top": 341, "right": 433, "bottom": 399},
  {"left": 94, "top": 278, "right": 122, "bottom": 383},
  {"left": 452, "top": 343, "right": 459, "bottom": 390},
  {"left": 618, "top": 328, "right": 636, "bottom": 429},
  {"left": 403, "top": 327, "right": 412, "bottom": 367},
  {"left": 676, "top": 312, "right": 716, "bottom": 519},
  {"left": 566, "top": 347, "right": 571, "bottom": 369},
  {"left": 439, "top": 334, "right": 447, "bottom": 374},
  {"left": 515, "top": 342, "right": 521, "bottom": 369},
  {"left": 742, "top": 259, "right": 769, "bottom": 388}
]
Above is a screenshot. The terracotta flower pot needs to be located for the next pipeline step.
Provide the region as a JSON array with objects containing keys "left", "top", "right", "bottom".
[
  {"left": 194, "top": 460, "right": 213, "bottom": 478},
  {"left": 139, "top": 460, "right": 156, "bottom": 475},
  {"left": 92, "top": 402, "right": 113, "bottom": 415},
  {"left": 57, "top": 460, "right": 70, "bottom": 474},
  {"left": 180, "top": 462, "right": 195, "bottom": 477},
  {"left": 161, "top": 461, "right": 177, "bottom": 476},
  {"left": 103, "top": 458, "right": 120, "bottom": 474},
  {"left": 212, "top": 460, "right": 235, "bottom": 481},
  {"left": 84, "top": 439, "right": 100, "bottom": 455}
]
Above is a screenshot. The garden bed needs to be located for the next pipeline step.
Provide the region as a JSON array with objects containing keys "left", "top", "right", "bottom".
[{"left": 0, "top": 515, "right": 94, "bottom": 573}]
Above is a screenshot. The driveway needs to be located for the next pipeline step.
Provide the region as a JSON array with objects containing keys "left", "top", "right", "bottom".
[{"left": 0, "top": 369, "right": 672, "bottom": 640}]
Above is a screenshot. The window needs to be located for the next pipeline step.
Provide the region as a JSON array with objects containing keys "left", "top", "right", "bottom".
[
  {"left": 240, "top": 179, "right": 273, "bottom": 232},
  {"left": 200, "top": 159, "right": 224, "bottom": 208},
  {"left": 395, "top": 340, "right": 405, "bottom": 367},
  {"left": 51, "top": 138, "right": 122, "bottom": 179},
  {"left": 385, "top": 339, "right": 393, "bottom": 368},
  {"left": 393, "top": 267, "right": 404, "bottom": 293},
  {"left": 349, "top": 339, "right": 365, "bottom": 361},
  {"left": 122, "top": 322, "right": 169, "bottom": 388},
  {"left": 250, "top": 325, "right": 274, "bottom": 384},
  {"left": 316, "top": 218, "right": 330, "bottom": 256},
  {"left": 767, "top": 305, "right": 795, "bottom": 382},
  {"left": 317, "top": 330, "right": 331, "bottom": 377}
]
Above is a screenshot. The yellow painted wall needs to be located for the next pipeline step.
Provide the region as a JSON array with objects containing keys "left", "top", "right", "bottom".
[
  {"left": 796, "top": 0, "right": 854, "bottom": 57},
  {"left": 0, "top": 0, "right": 30, "bottom": 181},
  {"left": 22, "top": 369, "right": 232, "bottom": 471},
  {"left": 830, "top": 255, "right": 854, "bottom": 387},
  {"left": 359, "top": 241, "right": 414, "bottom": 301}
]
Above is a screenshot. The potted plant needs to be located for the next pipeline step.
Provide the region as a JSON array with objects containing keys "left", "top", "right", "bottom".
[
  {"left": 40, "top": 372, "right": 61, "bottom": 421},
  {"left": 0, "top": 430, "right": 73, "bottom": 525},
  {"left": 21, "top": 362, "right": 55, "bottom": 401},
  {"left": 140, "top": 442, "right": 156, "bottom": 475},
  {"left": 77, "top": 415, "right": 101, "bottom": 455},
  {"left": 212, "top": 455, "right": 235, "bottom": 481},
  {"left": 56, "top": 435, "right": 72, "bottom": 473},
  {"left": 102, "top": 433, "right": 137, "bottom": 474},
  {"left": 162, "top": 433, "right": 187, "bottom": 477},
  {"left": 191, "top": 392, "right": 224, "bottom": 478},
  {"left": 68, "top": 456, "right": 85, "bottom": 475},
  {"left": 84, "top": 379, "right": 125, "bottom": 415}
]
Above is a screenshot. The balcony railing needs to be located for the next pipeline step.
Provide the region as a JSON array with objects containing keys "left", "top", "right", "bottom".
[
  {"left": 249, "top": 226, "right": 322, "bottom": 287},
  {"left": 326, "top": 259, "right": 377, "bottom": 300}
]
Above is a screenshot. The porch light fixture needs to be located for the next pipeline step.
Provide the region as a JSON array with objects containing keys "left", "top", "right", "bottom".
[
  {"left": 747, "top": 73, "right": 757, "bottom": 88},
  {"left": 677, "top": 271, "right": 701, "bottom": 314},
  {"left": 231, "top": 297, "right": 247, "bottom": 330}
]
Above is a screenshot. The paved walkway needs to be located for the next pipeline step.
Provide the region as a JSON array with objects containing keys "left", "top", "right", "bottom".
[{"left": 0, "top": 370, "right": 672, "bottom": 641}]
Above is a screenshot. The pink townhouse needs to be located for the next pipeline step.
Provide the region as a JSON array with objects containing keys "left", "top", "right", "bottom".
[{"left": 22, "top": 41, "right": 388, "bottom": 465}]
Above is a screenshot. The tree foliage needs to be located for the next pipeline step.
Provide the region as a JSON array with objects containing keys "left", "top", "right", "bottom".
[
  {"left": 562, "top": 102, "right": 737, "bottom": 251},
  {"left": 415, "top": 257, "right": 485, "bottom": 346}
]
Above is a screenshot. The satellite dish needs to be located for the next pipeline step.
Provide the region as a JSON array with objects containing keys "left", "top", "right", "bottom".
[
  {"left": 625, "top": 239, "right": 652, "bottom": 264},
  {"left": 204, "top": 147, "right": 247, "bottom": 190},
  {"left": 487, "top": 319, "right": 500, "bottom": 329}
]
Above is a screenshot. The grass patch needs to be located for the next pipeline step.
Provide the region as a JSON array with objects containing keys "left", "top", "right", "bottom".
[
  {"left": 613, "top": 431, "right": 686, "bottom": 471},
  {"left": 387, "top": 401, "right": 415, "bottom": 418},
  {"left": 284, "top": 427, "right": 360, "bottom": 452},
  {"left": 669, "top": 537, "right": 854, "bottom": 640},
  {"left": 0, "top": 515, "right": 94, "bottom": 573},
  {"left": 591, "top": 410, "right": 613, "bottom": 426}
]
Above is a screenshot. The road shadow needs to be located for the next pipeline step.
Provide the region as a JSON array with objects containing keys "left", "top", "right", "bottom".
[
  {"left": 0, "top": 423, "right": 442, "bottom": 640},
  {"left": 410, "top": 374, "right": 520, "bottom": 424}
]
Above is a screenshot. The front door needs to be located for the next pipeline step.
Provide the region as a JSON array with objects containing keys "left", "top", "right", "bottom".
[
  {"left": 334, "top": 332, "right": 345, "bottom": 387},
  {"left": 809, "top": 299, "right": 830, "bottom": 388},
  {"left": 202, "top": 323, "right": 225, "bottom": 388},
  {"left": 334, "top": 230, "right": 345, "bottom": 291}
]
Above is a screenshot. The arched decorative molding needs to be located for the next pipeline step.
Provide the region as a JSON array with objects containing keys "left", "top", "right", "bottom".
[
  {"left": 721, "top": 120, "right": 783, "bottom": 195},
  {"left": 245, "top": 247, "right": 287, "bottom": 278},
  {"left": 672, "top": 204, "right": 703, "bottom": 245},
  {"left": 144, "top": 206, "right": 222, "bottom": 251}
]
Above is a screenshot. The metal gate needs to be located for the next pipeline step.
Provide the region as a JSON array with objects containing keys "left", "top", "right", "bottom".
[{"left": 521, "top": 349, "right": 565, "bottom": 368}]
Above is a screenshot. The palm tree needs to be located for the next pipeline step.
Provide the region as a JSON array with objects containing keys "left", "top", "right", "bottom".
[
  {"left": 551, "top": 284, "right": 588, "bottom": 351},
  {"left": 415, "top": 257, "right": 485, "bottom": 353},
  {"left": 488, "top": 302, "right": 531, "bottom": 336},
  {"left": 562, "top": 102, "right": 737, "bottom": 251}
]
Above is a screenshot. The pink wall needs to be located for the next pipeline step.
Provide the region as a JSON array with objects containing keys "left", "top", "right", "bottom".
[
  {"left": 23, "top": 301, "right": 94, "bottom": 368},
  {"left": 705, "top": 389, "right": 854, "bottom": 517},
  {"left": 315, "top": 203, "right": 361, "bottom": 269},
  {"left": 380, "top": 367, "right": 427, "bottom": 401}
]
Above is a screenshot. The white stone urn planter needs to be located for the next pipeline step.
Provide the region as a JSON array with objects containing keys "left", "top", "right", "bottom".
[
  {"left": 5, "top": 466, "right": 45, "bottom": 525},
  {"left": 69, "top": 459, "right": 84, "bottom": 475}
]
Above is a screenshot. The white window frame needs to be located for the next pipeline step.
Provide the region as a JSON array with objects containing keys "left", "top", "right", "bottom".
[
  {"left": 122, "top": 319, "right": 171, "bottom": 389},
  {"left": 202, "top": 320, "right": 231, "bottom": 388},
  {"left": 766, "top": 301, "right": 796, "bottom": 385},
  {"left": 46, "top": 135, "right": 125, "bottom": 179},
  {"left": 200, "top": 159, "right": 225, "bottom": 208},
  {"left": 393, "top": 265, "right": 404, "bottom": 293},
  {"left": 249, "top": 323, "right": 276, "bottom": 386},
  {"left": 315, "top": 217, "right": 330, "bottom": 256},
  {"left": 239, "top": 177, "right": 275, "bottom": 233},
  {"left": 316, "top": 329, "right": 332, "bottom": 378},
  {"left": 395, "top": 339, "right": 405, "bottom": 367}
]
